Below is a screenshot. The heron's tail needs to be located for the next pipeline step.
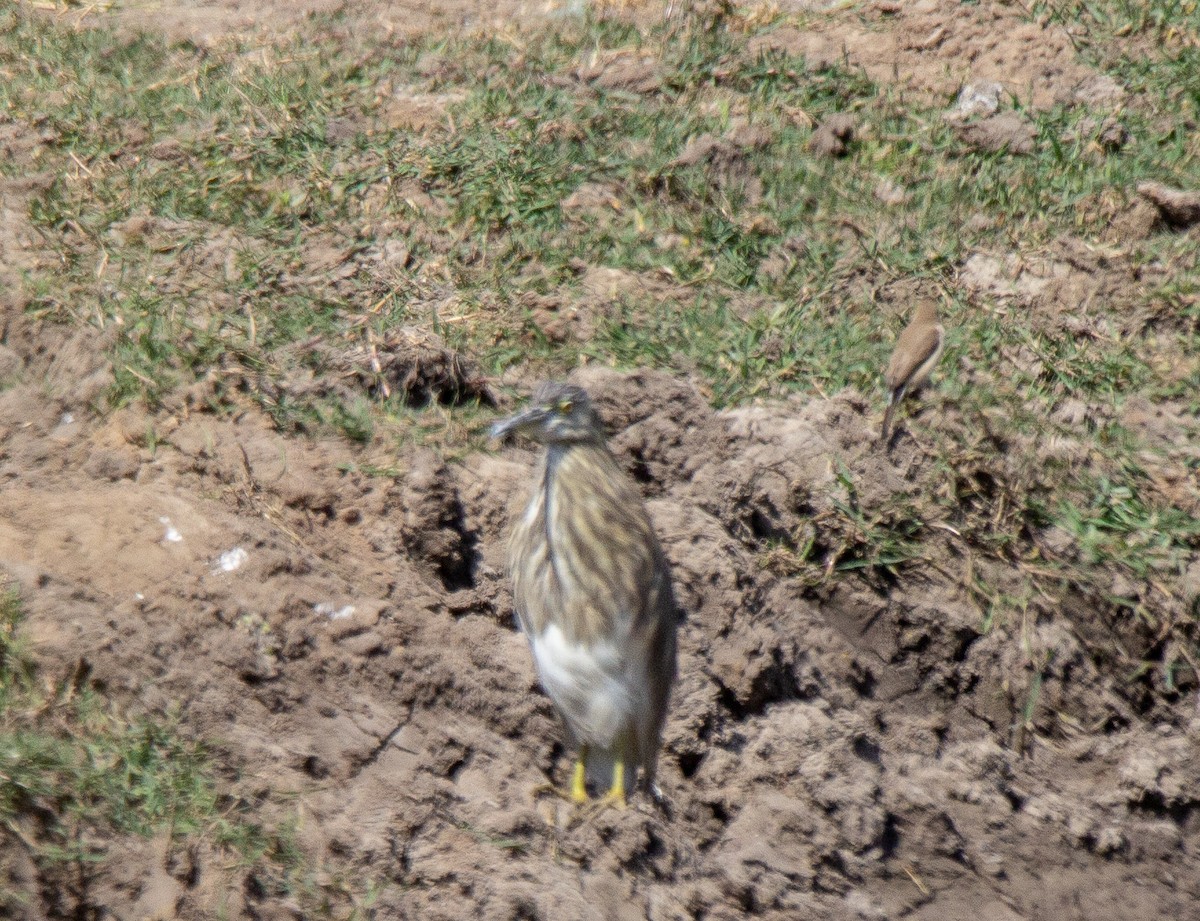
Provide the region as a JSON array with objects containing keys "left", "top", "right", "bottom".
[{"left": 584, "top": 735, "right": 640, "bottom": 793}]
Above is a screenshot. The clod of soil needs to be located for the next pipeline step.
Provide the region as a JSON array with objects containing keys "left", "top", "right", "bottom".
[
  {"left": 954, "top": 111, "right": 1037, "bottom": 155},
  {"left": 578, "top": 51, "right": 663, "bottom": 95},
  {"left": 1136, "top": 181, "right": 1200, "bottom": 230},
  {"left": 808, "top": 113, "right": 856, "bottom": 158}
]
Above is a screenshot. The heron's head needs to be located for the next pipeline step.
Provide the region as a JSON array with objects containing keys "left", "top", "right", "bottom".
[{"left": 489, "top": 381, "right": 606, "bottom": 446}]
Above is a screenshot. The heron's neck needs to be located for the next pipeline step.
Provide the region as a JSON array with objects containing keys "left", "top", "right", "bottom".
[
  {"left": 545, "top": 442, "right": 567, "bottom": 473},
  {"left": 544, "top": 438, "right": 606, "bottom": 471},
  {"left": 538, "top": 441, "right": 615, "bottom": 585},
  {"left": 540, "top": 441, "right": 610, "bottom": 501}
]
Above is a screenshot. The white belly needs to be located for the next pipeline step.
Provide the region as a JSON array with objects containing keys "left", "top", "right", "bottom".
[{"left": 529, "top": 623, "right": 635, "bottom": 749}]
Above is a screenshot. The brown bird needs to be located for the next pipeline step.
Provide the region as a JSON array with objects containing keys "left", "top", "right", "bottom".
[
  {"left": 490, "top": 381, "right": 678, "bottom": 807},
  {"left": 881, "top": 302, "right": 944, "bottom": 445}
]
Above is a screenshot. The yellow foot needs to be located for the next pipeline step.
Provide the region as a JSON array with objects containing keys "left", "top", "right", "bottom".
[
  {"left": 530, "top": 781, "right": 573, "bottom": 800},
  {"left": 577, "top": 791, "right": 626, "bottom": 823},
  {"left": 577, "top": 760, "right": 627, "bottom": 821}
]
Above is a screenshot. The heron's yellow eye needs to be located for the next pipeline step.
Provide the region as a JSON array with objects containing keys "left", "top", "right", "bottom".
[{"left": 557, "top": 400, "right": 573, "bottom": 414}]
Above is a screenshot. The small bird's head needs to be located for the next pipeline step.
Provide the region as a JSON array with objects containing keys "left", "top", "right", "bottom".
[
  {"left": 913, "top": 301, "right": 939, "bottom": 324},
  {"left": 489, "top": 381, "right": 606, "bottom": 446}
]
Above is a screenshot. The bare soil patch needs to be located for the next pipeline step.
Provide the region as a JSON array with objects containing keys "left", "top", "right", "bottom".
[
  {"left": 751, "top": 0, "right": 1101, "bottom": 109},
  {"left": 3, "top": 347, "right": 1200, "bottom": 918},
  {"left": 96, "top": 0, "right": 581, "bottom": 44}
]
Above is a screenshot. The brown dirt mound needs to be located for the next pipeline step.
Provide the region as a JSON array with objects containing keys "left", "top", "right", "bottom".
[
  {"left": 3, "top": 360, "right": 1199, "bottom": 919},
  {"left": 324, "top": 326, "right": 497, "bottom": 407}
]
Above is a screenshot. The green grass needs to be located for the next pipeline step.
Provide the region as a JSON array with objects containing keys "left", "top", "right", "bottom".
[
  {"left": 1054, "top": 471, "right": 1200, "bottom": 579},
  {"left": 9, "top": 1, "right": 1199, "bottom": 418}
]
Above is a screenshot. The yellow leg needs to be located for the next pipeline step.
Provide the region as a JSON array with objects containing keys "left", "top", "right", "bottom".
[
  {"left": 530, "top": 745, "right": 590, "bottom": 805},
  {"left": 570, "top": 752, "right": 589, "bottom": 804},
  {"left": 607, "top": 759, "right": 626, "bottom": 806}
]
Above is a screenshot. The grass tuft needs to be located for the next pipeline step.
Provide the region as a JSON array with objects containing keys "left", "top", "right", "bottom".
[{"left": 0, "top": 587, "right": 312, "bottom": 911}]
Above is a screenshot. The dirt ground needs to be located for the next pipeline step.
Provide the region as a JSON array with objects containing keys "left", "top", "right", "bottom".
[{"left": 2, "top": 1, "right": 1200, "bottom": 919}]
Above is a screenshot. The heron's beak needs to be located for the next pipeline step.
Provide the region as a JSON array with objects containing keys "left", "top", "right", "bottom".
[{"left": 489, "top": 404, "right": 549, "bottom": 442}]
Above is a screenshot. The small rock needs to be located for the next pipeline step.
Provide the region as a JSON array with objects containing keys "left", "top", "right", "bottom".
[
  {"left": 1110, "top": 573, "right": 1137, "bottom": 600},
  {"left": 215, "top": 547, "right": 248, "bottom": 573},
  {"left": 1051, "top": 398, "right": 1089, "bottom": 427},
  {"left": 948, "top": 81, "right": 1005, "bottom": 120},
  {"left": 379, "top": 239, "right": 410, "bottom": 269},
  {"left": 1067, "top": 811, "right": 1094, "bottom": 844},
  {"left": 978, "top": 851, "right": 1006, "bottom": 877},
  {"left": 315, "top": 601, "right": 356, "bottom": 621},
  {"left": 1040, "top": 525, "right": 1075, "bottom": 557},
  {"left": 1180, "top": 559, "right": 1200, "bottom": 604},
  {"left": 874, "top": 177, "right": 909, "bottom": 206},
  {"left": 159, "top": 517, "right": 183, "bottom": 544},
  {"left": 1094, "top": 825, "right": 1126, "bottom": 856},
  {"left": 843, "top": 888, "right": 888, "bottom": 920}
]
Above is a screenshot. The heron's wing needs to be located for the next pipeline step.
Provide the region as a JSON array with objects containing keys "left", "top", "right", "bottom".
[
  {"left": 546, "top": 447, "right": 675, "bottom": 646},
  {"left": 507, "top": 477, "right": 553, "bottom": 638}
]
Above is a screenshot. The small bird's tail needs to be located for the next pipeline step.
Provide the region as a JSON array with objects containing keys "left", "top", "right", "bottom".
[{"left": 881, "top": 388, "right": 903, "bottom": 445}]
